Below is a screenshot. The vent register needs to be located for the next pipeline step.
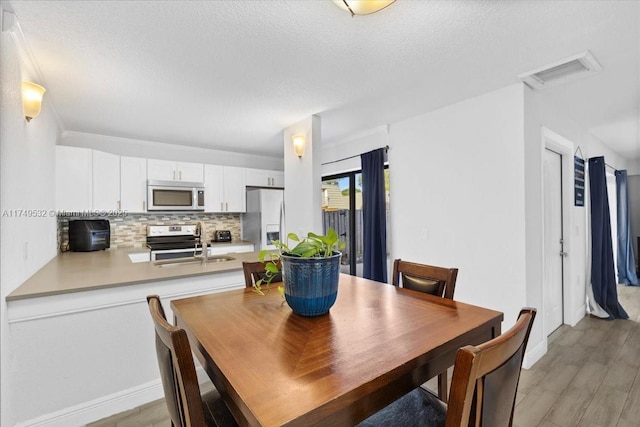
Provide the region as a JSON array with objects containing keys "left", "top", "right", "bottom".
[{"left": 518, "top": 51, "right": 602, "bottom": 89}]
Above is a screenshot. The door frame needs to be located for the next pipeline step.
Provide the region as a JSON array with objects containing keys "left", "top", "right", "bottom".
[
  {"left": 541, "top": 127, "right": 575, "bottom": 330},
  {"left": 543, "top": 147, "right": 565, "bottom": 335}
]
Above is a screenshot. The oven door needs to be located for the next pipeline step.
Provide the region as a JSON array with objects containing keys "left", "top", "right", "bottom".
[{"left": 150, "top": 247, "right": 203, "bottom": 261}]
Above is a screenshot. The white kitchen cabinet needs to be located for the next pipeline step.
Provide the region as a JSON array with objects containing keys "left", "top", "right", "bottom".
[
  {"left": 92, "top": 150, "right": 121, "bottom": 211},
  {"left": 245, "top": 168, "right": 284, "bottom": 188},
  {"left": 120, "top": 156, "right": 147, "bottom": 212},
  {"left": 208, "top": 243, "right": 254, "bottom": 256},
  {"left": 204, "top": 165, "right": 246, "bottom": 213},
  {"left": 56, "top": 145, "right": 92, "bottom": 211},
  {"left": 147, "top": 159, "right": 204, "bottom": 182}
]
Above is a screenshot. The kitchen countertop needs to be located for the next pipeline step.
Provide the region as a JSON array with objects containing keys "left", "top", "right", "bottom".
[{"left": 6, "top": 247, "right": 261, "bottom": 302}]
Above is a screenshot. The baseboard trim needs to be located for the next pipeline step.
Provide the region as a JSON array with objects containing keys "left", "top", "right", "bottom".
[
  {"left": 15, "top": 367, "right": 215, "bottom": 427},
  {"left": 522, "top": 338, "right": 547, "bottom": 369},
  {"left": 15, "top": 379, "right": 162, "bottom": 427},
  {"left": 571, "top": 304, "right": 586, "bottom": 326}
]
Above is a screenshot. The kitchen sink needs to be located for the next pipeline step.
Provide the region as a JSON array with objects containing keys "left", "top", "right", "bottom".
[
  {"left": 208, "top": 255, "right": 236, "bottom": 262},
  {"left": 154, "top": 258, "right": 203, "bottom": 268},
  {"left": 153, "top": 255, "right": 235, "bottom": 267}
]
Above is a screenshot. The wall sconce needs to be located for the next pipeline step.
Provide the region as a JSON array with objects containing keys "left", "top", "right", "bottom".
[
  {"left": 292, "top": 134, "right": 306, "bottom": 159},
  {"left": 333, "top": 0, "right": 396, "bottom": 16},
  {"left": 22, "top": 81, "right": 46, "bottom": 123}
]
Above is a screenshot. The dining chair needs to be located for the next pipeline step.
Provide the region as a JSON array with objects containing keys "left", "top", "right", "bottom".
[
  {"left": 357, "top": 307, "right": 536, "bottom": 427},
  {"left": 146, "top": 295, "right": 237, "bottom": 427},
  {"left": 242, "top": 260, "right": 282, "bottom": 288},
  {"left": 392, "top": 258, "right": 459, "bottom": 401}
]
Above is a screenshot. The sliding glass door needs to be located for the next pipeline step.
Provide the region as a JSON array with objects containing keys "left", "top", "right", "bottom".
[{"left": 322, "top": 168, "right": 389, "bottom": 277}]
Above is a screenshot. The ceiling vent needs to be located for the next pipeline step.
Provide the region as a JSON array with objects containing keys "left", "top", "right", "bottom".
[{"left": 518, "top": 51, "right": 602, "bottom": 90}]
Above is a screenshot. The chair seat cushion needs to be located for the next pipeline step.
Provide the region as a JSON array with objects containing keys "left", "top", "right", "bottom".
[
  {"left": 402, "top": 274, "right": 443, "bottom": 296},
  {"left": 202, "top": 389, "right": 238, "bottom": 427},
  {"left": 356, "top": 387, "right": 447, "bottom": 427}
]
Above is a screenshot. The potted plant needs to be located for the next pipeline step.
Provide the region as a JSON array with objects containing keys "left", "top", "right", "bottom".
[{"left": 255, "top": 228, "right": 345, "bottom": 317}]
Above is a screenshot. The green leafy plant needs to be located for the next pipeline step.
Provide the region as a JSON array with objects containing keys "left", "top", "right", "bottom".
[{"left": 253, "top": 227, "right": 345, "bottom": 295}]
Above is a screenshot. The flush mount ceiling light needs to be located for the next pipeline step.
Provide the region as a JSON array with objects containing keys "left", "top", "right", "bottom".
[
  {"left": 518, "top": 51, "right": 602, "bottom": 90},
  {"left": 22, "top": 81, "right": 46, "bottom": 122},
  {"left": 333, "top": 0, "right": 396, "bottom": 16}
]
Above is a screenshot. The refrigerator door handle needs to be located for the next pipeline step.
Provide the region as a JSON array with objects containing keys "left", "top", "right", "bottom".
[{"left": 279, "top": 199, "right": 285, "bottom": 242}]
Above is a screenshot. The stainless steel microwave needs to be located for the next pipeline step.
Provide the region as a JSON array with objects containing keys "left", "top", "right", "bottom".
[{"left": 147, "top": 180, "right": 205, "bottom": 211}]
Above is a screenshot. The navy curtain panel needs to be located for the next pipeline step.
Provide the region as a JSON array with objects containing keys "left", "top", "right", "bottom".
[
  {"left": 615, "top": 170, "right": 639, "bottom": 285},
  {"left": 588, "top": 157, "right": 628, "bottom": 319},
  {"left": 361, "top": 148, "right": 387, "bottom": 283}
]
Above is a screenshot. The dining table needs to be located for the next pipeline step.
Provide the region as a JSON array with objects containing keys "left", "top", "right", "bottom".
[{"left": 170, "top": 273, "right": 503, "bottom": 427}]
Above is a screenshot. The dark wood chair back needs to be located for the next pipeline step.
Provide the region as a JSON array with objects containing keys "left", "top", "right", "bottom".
[
  {"left": 147, "top": 295, "right": 206, "bottom": 427},
  {"left": 392, "top": 259, "right": 459, "bottom": 401},
  {"left": 392, "top": 259, "right": 458, "bottom": 300},
  {"left": 242, "top": 260, "right": 282, "bottom": 288},
  {"left": 446, "top": 308, "right": 536, "bottom": 427}
]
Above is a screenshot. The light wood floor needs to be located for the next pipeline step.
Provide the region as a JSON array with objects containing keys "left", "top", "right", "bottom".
[{"left": 89, "top": 285, "right": 640, "bottom": 427}]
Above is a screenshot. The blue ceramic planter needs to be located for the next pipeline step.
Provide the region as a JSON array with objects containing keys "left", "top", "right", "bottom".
[{"left": 281, "top": 252, "right": 341, "bottom": 317}]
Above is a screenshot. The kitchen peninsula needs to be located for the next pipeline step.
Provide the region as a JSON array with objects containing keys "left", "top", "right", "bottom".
[
  {"left": 5, "top": 247, "right": 265, "bottom": 426},
  {"left": 6, "top": 247, "right": 261, "bottom": 301}
]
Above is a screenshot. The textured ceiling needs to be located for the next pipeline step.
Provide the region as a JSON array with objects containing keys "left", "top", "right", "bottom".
[{"left": 5, "top": 0, "right": 640, "bottom": 160}]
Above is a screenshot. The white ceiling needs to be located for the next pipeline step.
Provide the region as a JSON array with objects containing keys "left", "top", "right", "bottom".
[{"left": 6, "top": 0, "right": 640, "bottom": 160}]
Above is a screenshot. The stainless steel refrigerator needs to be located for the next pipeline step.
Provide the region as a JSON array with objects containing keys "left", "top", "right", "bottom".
[{"left": 243, "top": 188, "right": 284, "bottom": 251}]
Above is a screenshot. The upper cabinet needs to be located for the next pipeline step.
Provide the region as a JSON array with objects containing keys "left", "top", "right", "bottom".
[
  {"left": 245, "top": 168, "right": 284, "bottom": 188},
  {"left": 204, "top": 165, "right": 246, "bottom": 213},
  {"left": 92, "top": 150, "right": 121, "bottom": 211},
  {"left": 56, "top": 146, "right": 92, "bottom": 211},
  {"left": 120, "top": 156, "right": 147, "bottom": 212},
  {"left": 147, "top": 159, "right": 204, "bottom": 182}
]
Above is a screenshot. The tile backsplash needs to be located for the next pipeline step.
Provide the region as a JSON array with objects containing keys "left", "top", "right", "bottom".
[{"left": 58, "top": 213, "right": 242, "bottom": 252}]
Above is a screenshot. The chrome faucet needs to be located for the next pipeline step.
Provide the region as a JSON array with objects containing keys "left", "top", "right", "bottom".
[{"left": 195, "top": 221, "right": 208, "bottom": 265}]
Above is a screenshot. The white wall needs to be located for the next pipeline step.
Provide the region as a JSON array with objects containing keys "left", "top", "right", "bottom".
[
  {"left": 323, "top": 85, "right": 528, "bottom": 330},
  {"left": 522, "top": 86, "right": 631, "bottom": 362},
  {"left": 283, "top": 116, "right": 323, "bottom": 236},
  {"left": 1, "top": 24, "right": 62, "bottom": 427},
  {"left": 60, "top": 130, "right": 284, "bottom": 171},
  {"left": 388, "top": 85, "right": 528, "bottom": 330},
  {"left": 321, "top": 82, "right": 636, "bottom": 369}
]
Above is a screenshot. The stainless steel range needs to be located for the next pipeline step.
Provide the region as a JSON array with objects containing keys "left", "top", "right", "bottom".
[{"left": 146, "top": 224, "right": 207, "bottom": 261}]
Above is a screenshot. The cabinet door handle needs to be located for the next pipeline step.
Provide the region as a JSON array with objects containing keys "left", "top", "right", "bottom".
[
  {"left": 117, "top": 200, "right": 121, "bottom": 210},
  {"left": 173, "top": 170, "right": 176, "bottom": 180},
  {"left": 143, "top": 201, "right": 146, "bottom": 211},
  {"left": 221, "top": 202, "right": 224, "bottom": 211},
  {"left": 226, "top": 202, "right": 228, "bottom": 211},
  {"left": 179, "top": 170, "right": 182, "bottom": 180}
]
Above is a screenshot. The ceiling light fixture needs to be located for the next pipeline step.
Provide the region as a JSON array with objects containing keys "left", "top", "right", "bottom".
[
  {"left": 22, "top": 81, "right": 46, "bottom": 122},
  {"left": 333, "top": 0, "right": 396, "bottom": 16},
  {"left": 292, "top": 134, "right": 306, "bottom": 159}
]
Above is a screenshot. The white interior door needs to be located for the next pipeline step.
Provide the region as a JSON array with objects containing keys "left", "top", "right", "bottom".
[{"left": 544, "top": 149, "right": 564, "bottom": 335}]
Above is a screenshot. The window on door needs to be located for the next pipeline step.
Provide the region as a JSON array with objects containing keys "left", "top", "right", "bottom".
[{"left": 322, "top": 167, "right": 390, "bottom": 276}]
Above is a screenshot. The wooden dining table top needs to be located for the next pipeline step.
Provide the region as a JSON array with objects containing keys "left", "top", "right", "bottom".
[{"left": 171, "top": 274, "right": 503, "bottom": 427}]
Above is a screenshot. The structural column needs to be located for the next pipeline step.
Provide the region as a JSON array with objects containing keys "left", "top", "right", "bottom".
[{"left": 283, "top": 115, "right": 322, "bottom": 238}]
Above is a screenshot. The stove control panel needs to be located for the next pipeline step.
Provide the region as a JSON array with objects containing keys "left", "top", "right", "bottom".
[{"left": 147, "top": 225, "right": 197, "bottom": 236}]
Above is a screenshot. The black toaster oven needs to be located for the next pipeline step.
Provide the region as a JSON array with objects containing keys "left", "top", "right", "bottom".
[
  {"left": 213, "top": 230, "right": 232, "bottom": 242},
  {"left": 69, "top": 219, "right": 111, "bottom": 251}
]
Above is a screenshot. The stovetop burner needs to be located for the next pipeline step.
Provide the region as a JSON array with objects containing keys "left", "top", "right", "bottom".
[{"left": 146, "top": 225, "right": 202, "bottom": 251}]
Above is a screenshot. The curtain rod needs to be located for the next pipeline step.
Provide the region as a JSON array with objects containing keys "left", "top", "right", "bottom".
[
  {"left": 587, "top": 156, "right": 619, "bottom": 172},
  {"left": 321, "top": 145, "right": 389, "bottom": 166}
]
